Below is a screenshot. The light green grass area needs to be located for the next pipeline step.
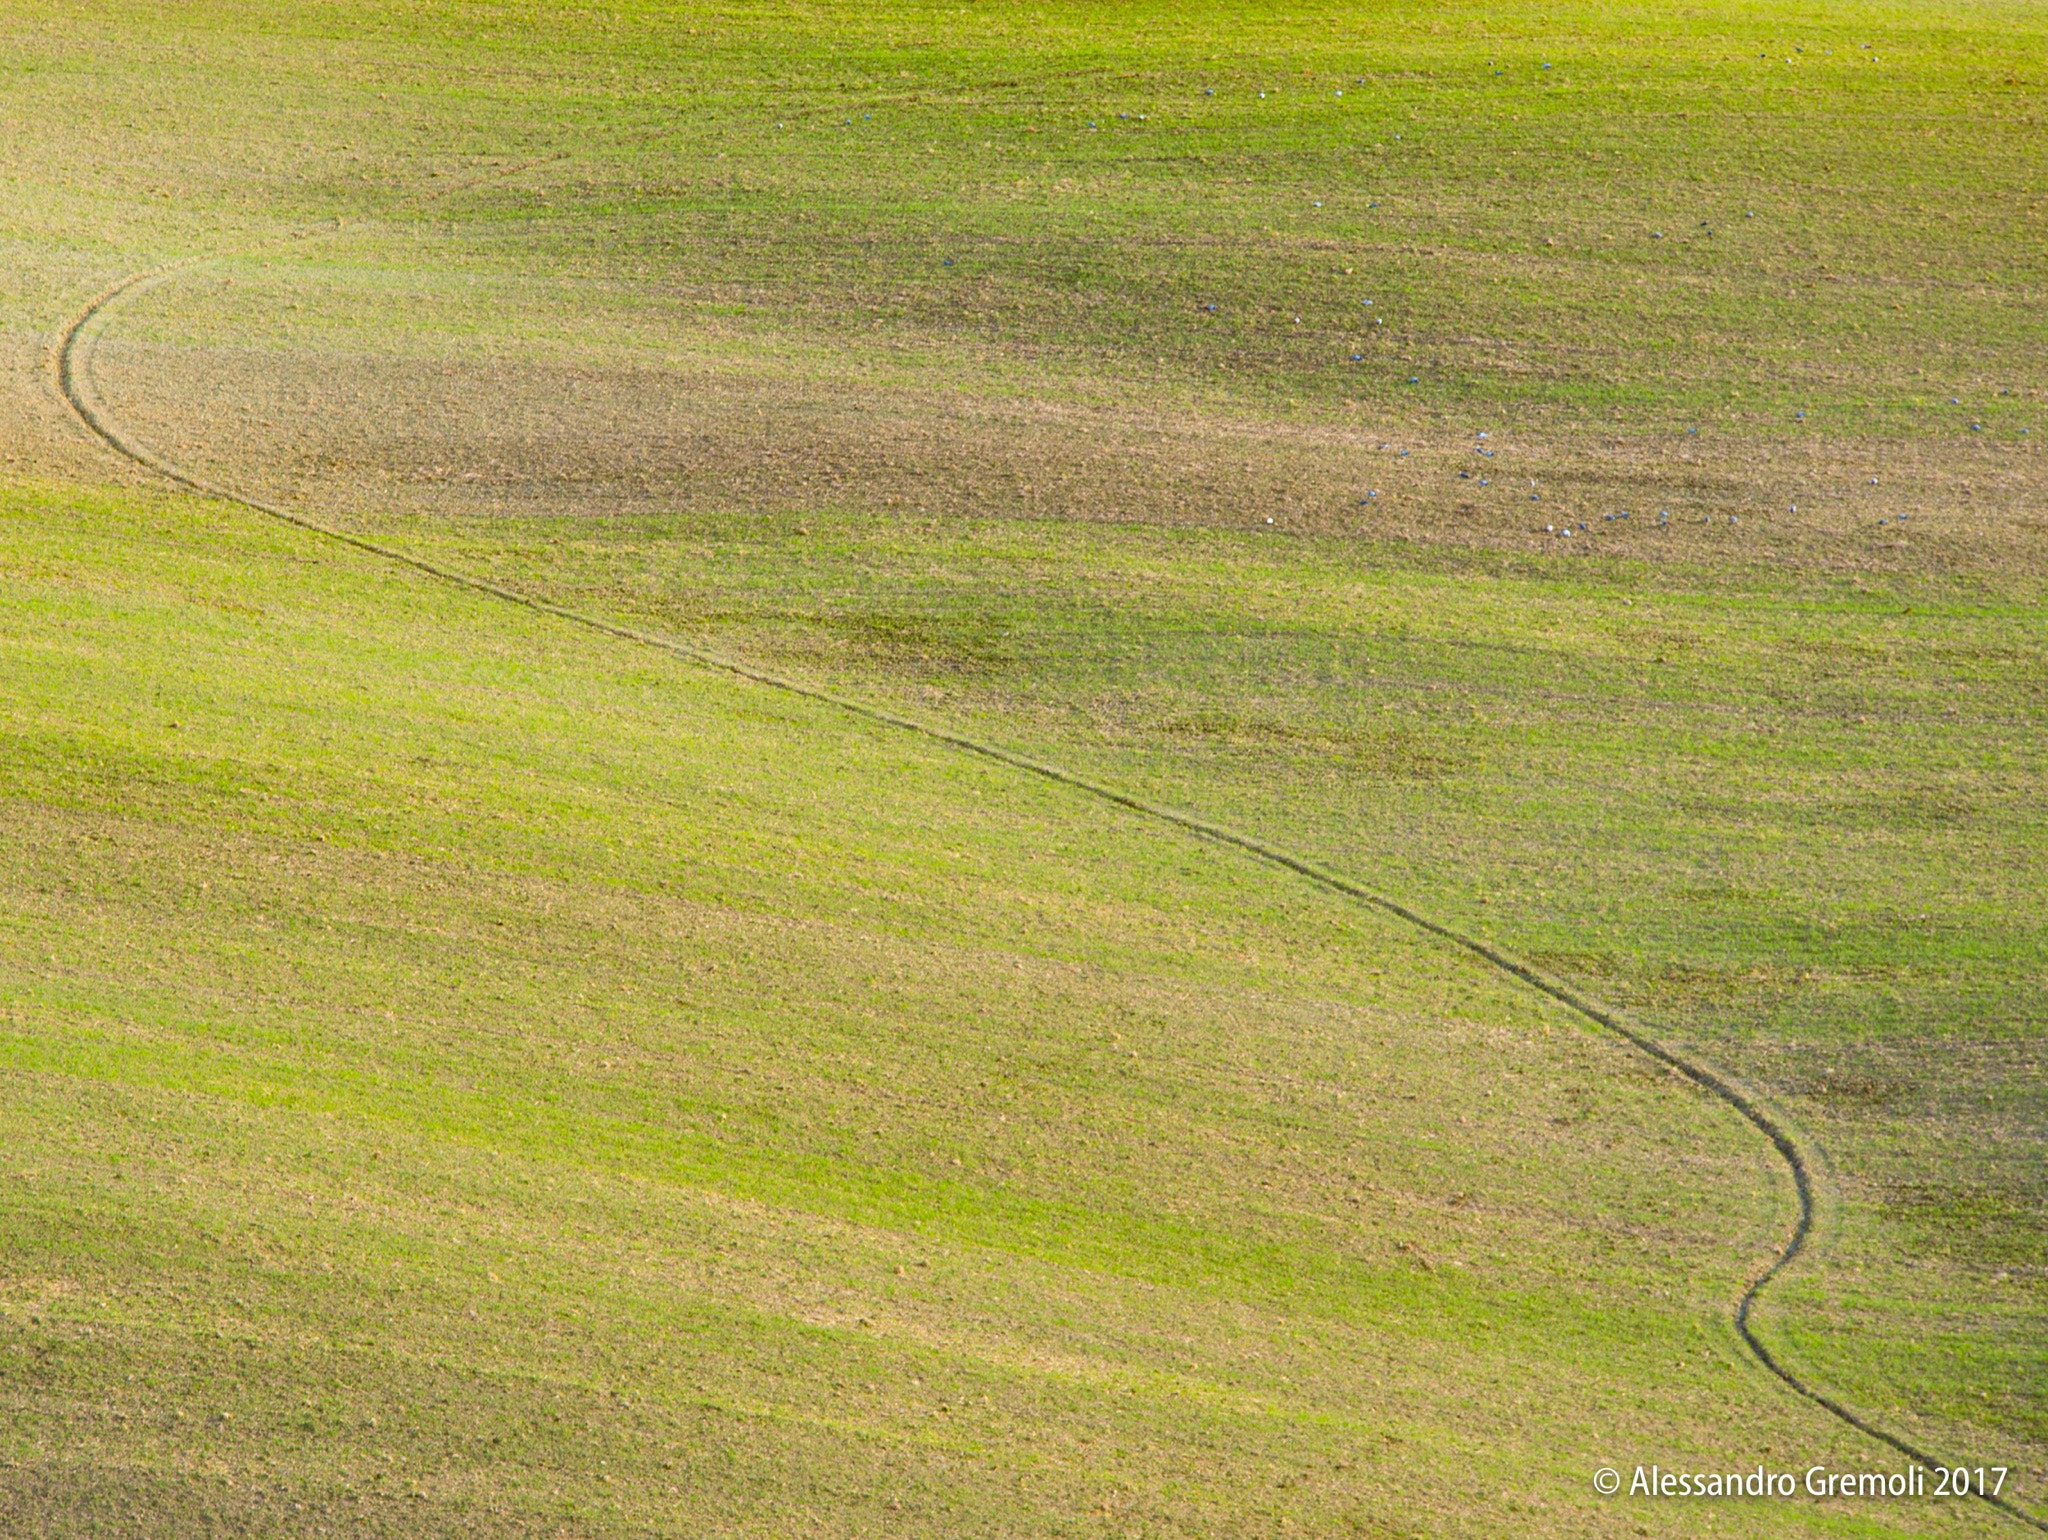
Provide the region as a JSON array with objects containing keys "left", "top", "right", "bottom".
[
  {"left": 10, "top": 0, "right": 2044, "bottom": 432},
  {"left": 3, "top": 477, "right": 1909, "bottom": 1536},
  {"left": 390, "top": 498, "right": 2044, "bottom": 1470},
  {"left": 1, "top": 0, "right": 2044, "bottom": 1533}
]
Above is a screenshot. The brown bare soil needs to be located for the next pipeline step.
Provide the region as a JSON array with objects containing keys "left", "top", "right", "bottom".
[{"left": 88, "top": 332, "right": 2048, "bottom": 583}]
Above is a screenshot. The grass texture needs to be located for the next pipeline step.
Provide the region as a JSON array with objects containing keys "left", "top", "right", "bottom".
[{"left": 1, "top": 0, "right": 2043, "bottom": 1533}]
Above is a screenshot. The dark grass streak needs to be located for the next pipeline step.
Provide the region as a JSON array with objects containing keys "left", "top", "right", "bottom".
[{"left": 53, "top": 229, "right": 2046, "bottom": 1536}]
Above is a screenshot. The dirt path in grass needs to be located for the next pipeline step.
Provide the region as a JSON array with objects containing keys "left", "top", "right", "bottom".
[{"left": 49, "top": 228, "right": 2047, "bottom": 1536}]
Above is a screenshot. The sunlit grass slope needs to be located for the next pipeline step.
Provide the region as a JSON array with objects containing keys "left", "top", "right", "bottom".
[
  {"left": 395, "top": 495, "right": 2047, "bottom": 1483},
  {"left": 3, "top": 479, "right": 1971, "bottom": 1536},
  {"left": 1, "top": 0, "right": 2044, "bottom": 1532},
  {"left": 12, "top": 0, "right": 2043, "bottom": 431},
  {"left": 42, "top": 0, "right": 2040, "bottom": 1498}
]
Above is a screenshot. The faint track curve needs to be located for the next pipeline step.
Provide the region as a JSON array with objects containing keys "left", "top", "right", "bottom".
[{"left": 51, "top": 244, "right": 2046, "bottom": 1535}]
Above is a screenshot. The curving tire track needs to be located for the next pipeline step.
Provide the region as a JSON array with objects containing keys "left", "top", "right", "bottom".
[{"left": 51, "top": 235, "right": 2046, "bottom": 1535}]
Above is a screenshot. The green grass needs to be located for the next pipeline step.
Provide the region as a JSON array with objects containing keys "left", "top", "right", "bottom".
[
  {"left": 2, "top": 0, "right": 2044, "bottom": 1532},
  {"left": 393, "top": 498, "right": 2046, "bottom": 1466},
  {"left": 3, "top": 475, "right": 1902, "bottom": 1537}
]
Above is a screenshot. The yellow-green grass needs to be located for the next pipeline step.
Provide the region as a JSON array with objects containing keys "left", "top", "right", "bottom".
[
  {"left": 378, "top": 494, "right": 2045, "bottom": 1480},
  {"left": 5, "top": 0, "right": 2042, "bottom": 442},
  {"left": 5, "top": 475, "right": 1954, "bottom": 1536},
  {"left": 3, "top": 0, "right": 2045, "bottom": 1532}
]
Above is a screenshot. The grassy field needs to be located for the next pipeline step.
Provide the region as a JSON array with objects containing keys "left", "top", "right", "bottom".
[{"left": 2, "top": 0, "right": 2044, "bottom": 1534}]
